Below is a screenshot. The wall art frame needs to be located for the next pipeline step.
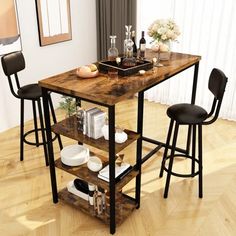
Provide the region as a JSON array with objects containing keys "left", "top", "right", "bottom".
[{"left": 35, "top": 0, "right": 72, "bottom": 46}]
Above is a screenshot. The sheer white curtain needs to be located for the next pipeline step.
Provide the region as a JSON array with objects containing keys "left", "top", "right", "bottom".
[{"left": 137, "top": 0, "right": 236, "bottom": 120}]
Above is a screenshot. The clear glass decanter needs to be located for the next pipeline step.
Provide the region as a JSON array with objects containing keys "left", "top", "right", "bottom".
[
  {"left": 122, "top": 25, "right": 136, "bottom": 67},
  {"left": 108, "top": 35, "right": 119, "bottom": 61},
  {"left": 123, "top": 32, "right": 128, "bottom": 57}
]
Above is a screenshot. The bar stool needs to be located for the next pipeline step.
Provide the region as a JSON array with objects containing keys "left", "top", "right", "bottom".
[
  {"left": 159, "top": 68, "right": 227, "bottom": 198},
  {"left": 1, "top": 51, "right": 63, "bottom": 165}
]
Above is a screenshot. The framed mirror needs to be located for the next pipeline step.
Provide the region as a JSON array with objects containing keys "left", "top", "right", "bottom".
[
  {"left": 35, "top": 0, "right": 72, "bottom": 46},
  {"left": 0, "top": 0, "right": 22, "bottom": 56}
]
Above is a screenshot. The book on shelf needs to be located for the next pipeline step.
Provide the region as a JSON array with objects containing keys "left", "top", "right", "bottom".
[
  {"left": 82, "top": 107, "right": 97, "bottom": 135},
  {"left": 82, "top": 107, "right": 106, "bottom": 139},
  {"left": 91, "top": 111, "right": 106, "bottom": 139},
  {"left": 89, "top": 109, "right": 102, "bottom": 138},
  {"left": 86, "top": 107, "right": 100, "bottom": 137},
  {"left": 98, "top": 163, "right": 132, "bottom": 182}
]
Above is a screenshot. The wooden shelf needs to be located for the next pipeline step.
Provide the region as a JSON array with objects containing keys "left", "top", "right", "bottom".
[
  {"left": 51, "top": 115, "right": 140, "bottom": 154},
  {"left": 55, "top": 158, "right": 139, "bottom": 191},
  {"left": 58, "top": 188, "right": 137, "bottom": 225}
]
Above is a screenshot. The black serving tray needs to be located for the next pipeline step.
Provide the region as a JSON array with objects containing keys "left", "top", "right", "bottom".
[{"left": 98, "top": 58, "right": 153, "bottom": 76}]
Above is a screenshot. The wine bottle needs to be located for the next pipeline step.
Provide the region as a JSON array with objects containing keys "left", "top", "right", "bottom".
[
  {"left": 131, "top": 31, "right": 137, "bottom": 57},
  {"left": 139, "top": 31, "right": 146, "bottom": 59}
]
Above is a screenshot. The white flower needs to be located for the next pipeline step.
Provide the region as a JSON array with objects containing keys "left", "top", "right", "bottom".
[
  {"left": 161, "top": 34, "right": 168, "bottom": 40},
  {"left": 166, "top": 30, "right": 173, "bottom": 39},
  {"left": 157, "top": 27, "right": 166, "bottom": 35},
  {"left": 148, "top": 18, "right": 180, "bottom": 43}
]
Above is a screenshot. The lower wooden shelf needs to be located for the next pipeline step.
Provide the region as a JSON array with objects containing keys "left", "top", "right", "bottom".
[
  {"left": 58, "top": 188, "right": 137, "bottom": 225},
  {"left": 55, "top": 158, "right": 139, "bottom": 191}
]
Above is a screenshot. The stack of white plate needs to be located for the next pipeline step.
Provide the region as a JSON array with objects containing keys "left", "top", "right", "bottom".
[{"left": 61, "top": 144, "right": 89, "bottom": 166}]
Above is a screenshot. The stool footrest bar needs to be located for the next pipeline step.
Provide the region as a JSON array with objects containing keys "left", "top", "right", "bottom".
[{"left": 162, "top": 154, "right": 200, "bottom": 178}]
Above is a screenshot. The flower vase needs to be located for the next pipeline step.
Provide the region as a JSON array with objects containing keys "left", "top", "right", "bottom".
[{"left": 159, "top": 40, "right": 171, "bottom": 61}]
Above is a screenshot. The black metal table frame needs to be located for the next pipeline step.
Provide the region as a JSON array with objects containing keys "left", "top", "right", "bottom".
[
  {"left": 41, "top": 61, "right": 199, "bottom": 235},
  {"left": 41, "top": 89, "right": 142, "bottom": 235},
  {"left": 139, "top": 62, "right": 199, "bottom": 165}
]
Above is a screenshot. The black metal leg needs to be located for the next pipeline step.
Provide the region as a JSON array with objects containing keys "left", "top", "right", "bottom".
[
  {"left": 191, "top": 62, "right": 199, "bottom": 105},
  {"left": 32, "top": 100, "right": 39, "bottom": 147},
  {"left": 37, "top": 99, "right": 49, "bottom": 166},
  {"left": 185, "top": 62, "right": 199, "bottom": 162},
  {"left": 48, "top": 94, "right": 63, "bottom": 150},
  {"left": 42, "top": 88, "right": 58, "bottom": 203},
  {"left": 108, "top": 105, "right": 116, "bottom": 234},
  {"left": 186, "top": 125, "right": 192, "bottom": 155},
  {"left": 164, "top": 122, "right": 179, "bottom": 198},
  {"left": 191, "top": 125, "right": 196, "bottom": 176},
  {"left": 159, "top": 119, "right": 174, "bottom": 178},
  {"left": 75, "top": 98, "right": 81, "bottom": 107},
  {"left": 135, "top": 91, "right": 144, "bottom": 208},
  {"left": 20, "top": 99, "right": 24, "bottom": 161},
  {"left": 198, "top": 124, "right": 203, "bottom": 198}
]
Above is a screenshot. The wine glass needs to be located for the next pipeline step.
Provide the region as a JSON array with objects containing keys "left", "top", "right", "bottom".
[
  {"left": 116, "top": 57, "right": 121, "bottom": 66},
  {"left": 152, "top": 44, "right": 163, "bottom": 67}
]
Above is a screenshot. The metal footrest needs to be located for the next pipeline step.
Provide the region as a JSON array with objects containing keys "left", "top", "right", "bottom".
[
  {"left": 23, "top": 128, "right": 57, "bottom": 146},
  {"left": 163, "top": 154, "right": 200, "bottom": 178}
]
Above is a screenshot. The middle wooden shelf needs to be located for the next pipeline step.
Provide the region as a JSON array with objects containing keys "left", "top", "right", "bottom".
[{"left": 52, "top": 115, "right": 140, "bottom": 154}]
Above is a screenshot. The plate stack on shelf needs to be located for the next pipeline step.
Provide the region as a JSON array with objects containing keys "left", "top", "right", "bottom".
[{"left": 61, "top": 144, "right": 89, "bottom": 167}]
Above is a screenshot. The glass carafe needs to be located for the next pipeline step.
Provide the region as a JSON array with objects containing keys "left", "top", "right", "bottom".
[
  {"left": 122, "top": 25, "right": 136, "bottom": 67},
  {"left": 123, "top": 32, "right": 128, "bottom": 57},
  {"left": 108, "top": 35, "right": 119, "bottom": 61}
]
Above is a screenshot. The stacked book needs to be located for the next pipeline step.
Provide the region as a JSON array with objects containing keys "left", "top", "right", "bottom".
[
  {"left": 82, "top": 107, "right": 106, "bottom": 139},
  {"left": 98, "top": 163, "right": 132, "bottom": 182}
]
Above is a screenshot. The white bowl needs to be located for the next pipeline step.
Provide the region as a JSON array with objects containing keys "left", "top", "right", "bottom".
[
  {"left": 115, "top": 131, "right": 128, "bottom": 143},
  {"left": 76, "top": 67, "right": 99, "bottom": 78},
  {"left": 102, "top": 125, "right": 128, "bottom": 143},
  {"left": 87, "top": 156, "right": 103, "bottom": 172},
  {"left": 139, "top": 70, "right": 146, "bottom": 75},
  {"left": 61, "top": 144, "right": 89, "bottom": 166}
]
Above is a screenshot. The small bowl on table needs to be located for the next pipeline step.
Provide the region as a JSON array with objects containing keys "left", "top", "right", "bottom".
[{"left": 76, "top": 64, "right": 99, "bottom": 78}]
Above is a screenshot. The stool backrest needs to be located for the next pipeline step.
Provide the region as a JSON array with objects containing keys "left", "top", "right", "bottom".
[
  {"left": 1, "top": 51, "right": 25, "bottom": 98},
  {"left": 205, "top": 68, "right": 228, "bottom": 124}
]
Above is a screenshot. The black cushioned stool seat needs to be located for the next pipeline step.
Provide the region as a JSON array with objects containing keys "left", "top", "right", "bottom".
[
  {"left": 167, "top": 103, "right": 208, "bottom": 124},
  {"left": 159, "top": 68, "right": 227, "bottom": 198},
  {"left": 18, "top": 84, "right": 42, "bottom": 100}
]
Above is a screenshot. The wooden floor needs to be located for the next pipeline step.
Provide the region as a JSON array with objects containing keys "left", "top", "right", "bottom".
[{"left": 1, "top": 98, "right": 236, "bottom": 236}]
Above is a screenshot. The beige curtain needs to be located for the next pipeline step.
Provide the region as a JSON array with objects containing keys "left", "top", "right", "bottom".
[
  {"left": 138, "top": 0, "right": 236, "bottom": 121},
  {"left": 96, "top": 0, "right": 137, "bottom": 60}
]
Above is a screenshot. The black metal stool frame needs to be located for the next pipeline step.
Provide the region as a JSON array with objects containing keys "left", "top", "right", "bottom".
[
  {"left": 160, "top": 121, "right": 203, "bottom": 198},
  {"left": 159, "top": 68, "right": 228, "bottom": 198},
  {"left": 1, "top": 51, "right": 63, "bottom": 165}
]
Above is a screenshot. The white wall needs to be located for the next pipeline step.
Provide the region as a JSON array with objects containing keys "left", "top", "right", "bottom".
[{"left": 0, "top": 0, "right": 97, "bottom": 132}]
